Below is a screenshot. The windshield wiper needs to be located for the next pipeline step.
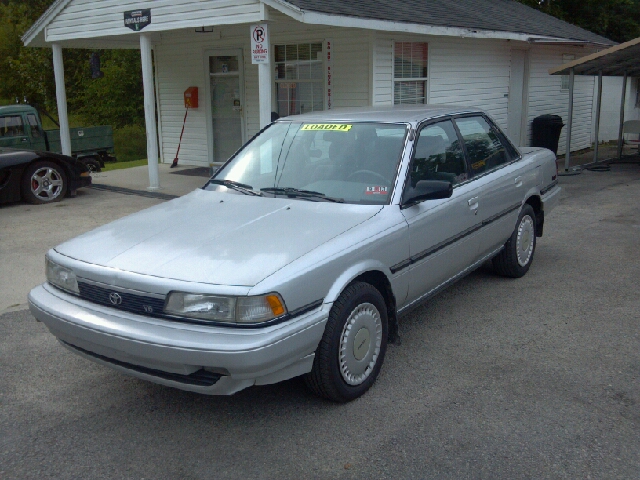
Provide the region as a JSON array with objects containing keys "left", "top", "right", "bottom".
[
  {"left": 208, "top": 179, "right": 263, "bottom": 196},
  {"left": 261, "top": 187, "right": 344, "bottom": 203}
]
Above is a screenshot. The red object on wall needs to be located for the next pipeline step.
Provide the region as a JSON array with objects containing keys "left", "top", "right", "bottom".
[{"left": 184, "top": 87, "right": 198, "bottom": 108}]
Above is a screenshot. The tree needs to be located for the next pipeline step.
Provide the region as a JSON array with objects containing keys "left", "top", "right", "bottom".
[{"left": 516, "top": 0, "right": 640, "bottom": 43}]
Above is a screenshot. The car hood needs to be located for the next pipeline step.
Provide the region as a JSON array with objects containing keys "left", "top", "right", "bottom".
[{"left": 55, "top": 189, "right": 382, "bottom": 286}]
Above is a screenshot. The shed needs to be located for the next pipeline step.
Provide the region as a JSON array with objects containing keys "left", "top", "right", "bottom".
[{"left": 23, "top": 0, "right": 615, "bottom": 188}]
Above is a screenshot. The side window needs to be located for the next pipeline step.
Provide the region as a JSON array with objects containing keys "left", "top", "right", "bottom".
[
  {"left": 0, "top": 115, "right": 26, "bottom": 138},
  {"left": 26, "top": 114, "right": 43, "bottom": 138},
  {"left": 410, "top": 120, "right": 467, "bottom": 186},
  {"left": 455, "top": 116, "right": 512, "bottom": 176}
]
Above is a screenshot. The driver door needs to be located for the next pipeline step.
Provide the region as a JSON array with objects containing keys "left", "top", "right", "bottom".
[
  {"left": 0, "top": 115, "right": 30, "bottom": 149},
  {"left": 401, "top": 119, "right": 483, "bottom": 306}
]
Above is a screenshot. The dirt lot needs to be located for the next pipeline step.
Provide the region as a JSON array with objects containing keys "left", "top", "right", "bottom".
[{"left": 1, "top": 166, "right": 639, "bottom": 479}]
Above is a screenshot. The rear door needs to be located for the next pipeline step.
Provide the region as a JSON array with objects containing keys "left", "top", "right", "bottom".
[
  {"left": 0, "top": 115, "right": 30, "bottom": 149},
  {"left": 401, "top": 119, "right": 483, "bottom": 307},
  {"left": 453, "top": 115, "right": 528, "bottom": 257}
]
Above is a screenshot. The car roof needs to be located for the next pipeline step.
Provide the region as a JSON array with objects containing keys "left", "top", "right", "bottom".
[
  {"left": 277, "top": 104, "right": 485, "bottom": 125},
  {"left": 0, "top": 104, "right": 38, "bottom": 116}
]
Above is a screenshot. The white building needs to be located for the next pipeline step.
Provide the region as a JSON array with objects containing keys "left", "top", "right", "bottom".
[{"left": 24, "top": 0, "right": 633, "bottom": 187}]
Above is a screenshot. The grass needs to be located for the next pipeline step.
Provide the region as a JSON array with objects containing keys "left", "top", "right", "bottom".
[{"left": 103, "top": 159, "right": 148, "bottom": 171}]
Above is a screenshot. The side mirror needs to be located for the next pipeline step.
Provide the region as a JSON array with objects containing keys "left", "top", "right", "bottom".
[{"left": 402, "top": 180, "right": 453, "bottom": 208}]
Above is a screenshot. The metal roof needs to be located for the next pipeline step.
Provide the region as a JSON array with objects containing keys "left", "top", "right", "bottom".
[
  {"left": 549, "top": 37, "right": 640, "bottom": 76},
  {"left": 289, "top": 0, "right": 614, "bottom": 45}
]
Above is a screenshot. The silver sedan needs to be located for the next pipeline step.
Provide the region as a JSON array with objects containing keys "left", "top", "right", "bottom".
[{"left": 28, "top": 105, "right": 561, "bottom": 402}]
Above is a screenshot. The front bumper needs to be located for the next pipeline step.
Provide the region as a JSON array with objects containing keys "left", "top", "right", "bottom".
[{"left": 28, "top": 284, "right": 328, "bottom": 395}]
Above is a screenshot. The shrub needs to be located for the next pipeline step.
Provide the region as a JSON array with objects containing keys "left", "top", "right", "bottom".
[{"left": 113, "top": 124, "right": 147, "bottom": 162}]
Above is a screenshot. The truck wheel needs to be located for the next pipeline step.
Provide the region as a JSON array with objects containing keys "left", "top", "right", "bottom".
[
  {"left": 493, "top": 204, "right": 536, "bottom": 278},
  {"left": 22, "top": 161, "right": 67, "bottom": 204},
  {"left": 304, "top": 282, "right": 388, "bottom": 402},
  {"left": 80, "top": 157, "right": 101, "bottom": 173}
]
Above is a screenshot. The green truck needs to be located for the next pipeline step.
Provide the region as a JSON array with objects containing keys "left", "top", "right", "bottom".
[{"left": 0, "top": 104, "right": 115, "bottom": 171}]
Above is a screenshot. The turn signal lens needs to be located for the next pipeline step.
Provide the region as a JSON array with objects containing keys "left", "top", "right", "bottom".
[
  {"left": 236, "top": 294, "right": 287, "bottom": 324},
  {"left": 266, "top": 295, "right": 286, "bottom": 316}
]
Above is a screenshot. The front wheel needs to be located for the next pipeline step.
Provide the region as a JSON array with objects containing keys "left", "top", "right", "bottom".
[
  {"left": 21, "top": 161, "right": 67, "bottom": 204},
  {"left": 80, "top": 157, "right": 101, "bottom": 173},
  {"left": 493, "top": 204, "right": 536, "bottom": 278},
  {"left": 304, "top": 282, "right": 388, "bottom": 402}
]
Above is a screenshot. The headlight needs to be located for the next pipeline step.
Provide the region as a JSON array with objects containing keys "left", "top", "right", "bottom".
[
  {"left": 164, "top": 292, "right": 287, "bottom": 324},
  {"left": 46, "top": 257, "right": 79, "bottom": 294}
]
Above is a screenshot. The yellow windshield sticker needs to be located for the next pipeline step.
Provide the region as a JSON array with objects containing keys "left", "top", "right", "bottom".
[{"left": 301, "top": 124, "right": 353, "bottom": 132}]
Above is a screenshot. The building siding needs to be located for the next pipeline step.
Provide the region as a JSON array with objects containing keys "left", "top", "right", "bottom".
[
  {"left": 45, "top": 0, "right": 262, "bottom": 42},
  {"left": 155, "top": 22, "right": 371, "bottom": 166}
]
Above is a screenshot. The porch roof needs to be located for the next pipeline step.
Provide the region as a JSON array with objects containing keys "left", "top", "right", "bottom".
[
  {"left": 24, "top": 0, "right": 614, "bottom": 48},
  {"left": 548, "top": 37, "right": 640, "bottom": 77}
]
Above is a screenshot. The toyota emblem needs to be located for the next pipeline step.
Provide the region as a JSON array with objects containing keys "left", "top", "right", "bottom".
[{"left": 109, "top": 292, "right": 123, "bottom": 305}]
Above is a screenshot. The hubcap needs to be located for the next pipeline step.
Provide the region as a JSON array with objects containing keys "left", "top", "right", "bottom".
[
  {"left": 516, "top": 214, "right": 535, "bottom": 267},
  {"left": 339, "top": 303, "right": 382, "bottom": 386},
  {"left": 31, "top": 167, "right": 63, "bottom": 201}
]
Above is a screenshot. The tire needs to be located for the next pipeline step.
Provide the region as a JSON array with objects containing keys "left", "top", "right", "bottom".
[
  {"left": 21, "top": 161, "right": 67, "bottom": 205},
  {"left": 304, "top": 282, "right": 388, "bottom": 402},
  {"left": 80, "top": 157, "right": 101, "bottom": 173},
  {"left": 492, "top": 204, "right": 536, "bottom": 278}
]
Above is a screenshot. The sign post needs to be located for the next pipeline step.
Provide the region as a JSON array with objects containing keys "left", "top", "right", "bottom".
[{"left": 251, "top": 24, "right": 272, "bottom": 127}]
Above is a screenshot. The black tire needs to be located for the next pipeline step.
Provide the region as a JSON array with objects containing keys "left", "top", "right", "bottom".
[
  {"left": 21, "top": 161, "right": 67, "bottom": 205},
  {"left": 80, "top": 157, "right": 101, "bottom": 173},
  {"left": 304, "top": 282, "right": 388, "bottom": 402},
  {"left": 493, "top": 204, "right": 536, "bottom": 278}
]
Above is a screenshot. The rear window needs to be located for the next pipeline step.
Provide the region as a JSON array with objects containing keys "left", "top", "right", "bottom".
[{"left": 0, "top": 116, "right": 25, "bottom": 138}]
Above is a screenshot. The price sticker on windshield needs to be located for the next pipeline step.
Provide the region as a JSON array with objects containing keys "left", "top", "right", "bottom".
[
  {"left": 365, "top": 186, "right": 389, "bottom": 195},
  {"left": 301, "top": 124, "right": 352, "bottom": 132}
]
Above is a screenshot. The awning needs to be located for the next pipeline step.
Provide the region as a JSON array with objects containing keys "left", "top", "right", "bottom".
[{"left": 549, "top": 37, "right": 640, "bottom": 170}]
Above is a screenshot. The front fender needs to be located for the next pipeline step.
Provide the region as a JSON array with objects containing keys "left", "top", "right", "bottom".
[{"left": 324, "top": 260, "right": 394, "bottom": 304}]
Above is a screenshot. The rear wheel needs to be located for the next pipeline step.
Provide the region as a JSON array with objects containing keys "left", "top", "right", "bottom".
[
  {"left": 493, "top": 204, "right": 536, "bottom": 278},
  {"left": 80, "top": 157, "right": 101, "bottom": 173},
  {"left": 304, "top": 282, "right": 388, "bottom": 402},
  {"left": 22, "top": 161, "right": 67, "bottom": 204}
]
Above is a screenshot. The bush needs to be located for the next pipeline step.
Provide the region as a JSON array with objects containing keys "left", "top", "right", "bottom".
[{"left": 113, "top": 124, "right": 147, "bottom": 162}]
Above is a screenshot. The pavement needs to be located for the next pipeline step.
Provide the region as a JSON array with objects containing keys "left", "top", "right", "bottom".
[
  {"left": 91, "top": 162, "right": 210, "bottom": 197},
  {"left": 1, "top": 162, "right": 639, "bottom": 478}
]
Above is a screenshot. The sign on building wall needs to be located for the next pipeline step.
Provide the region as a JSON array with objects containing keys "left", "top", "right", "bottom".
[
  {"left": 250, "top": 24, "right": 270, "bottom": 64},
  {"left": 325, "top": 39, "right": 333, "bottom": 110},
  {"left": 124, "top": 9, "right": 151, "bottom": 31}
]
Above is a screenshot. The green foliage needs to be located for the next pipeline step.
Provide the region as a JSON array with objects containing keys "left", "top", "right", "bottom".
[
  {"left": 0, "top": 0, "right": 144, "bottom": 129},
  {"left": 516, "top": 0, "right": 640, "bottom": 43},
  {"left": 113, "top": 124, "right": 148, "bottom": 162}
]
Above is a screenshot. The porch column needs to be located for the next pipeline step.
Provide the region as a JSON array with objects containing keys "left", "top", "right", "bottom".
[
  {"left": 593, "top": 70, "right": 603, "bottom": 163},
  {"left": 51, "top": 44, "right": 71, "bottom": 156},
  {"left": 140, "top": 33, "right": 160, "bottom": 190},
  {"left": 564, "top": 68, "right": 575, "bottom": 172},
  {"left": 258, "top": 63, "right": 272, "bottom": 128},
  {"left": 617, "top": 72, "right": 628, "bottom": 161}
]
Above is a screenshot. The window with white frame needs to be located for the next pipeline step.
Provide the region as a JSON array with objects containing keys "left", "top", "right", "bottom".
[
  {"left": 561, "top": 54, "right": 576, "bottom": 90},
  {"left": 394, "top": 42, "right": 429, "bottom": 104},
  {"left": 274, "top": 43, "right": 324, "bottom": 117}
]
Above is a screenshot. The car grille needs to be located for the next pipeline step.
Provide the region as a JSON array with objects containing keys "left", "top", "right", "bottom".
[{"left": 78, "top": 282, "right": 166, "bottom": 318}]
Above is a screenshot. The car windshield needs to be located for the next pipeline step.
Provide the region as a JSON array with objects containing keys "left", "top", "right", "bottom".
[{"left": 206, "top": 122, "right": 408, "bottom": 205}]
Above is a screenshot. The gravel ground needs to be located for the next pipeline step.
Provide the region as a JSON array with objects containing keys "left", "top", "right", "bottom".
[{"left": 1, "top": 164, "right": 639, "bottom": 479}]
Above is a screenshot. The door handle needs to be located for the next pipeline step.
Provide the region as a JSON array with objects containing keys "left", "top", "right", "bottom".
[
  {"left": 468, "top": 197, "right": 479, "bottom": 214},
  {"left": 21, "top": 137, "right": 28, "bottom": 142},
  {"left": 515, "top": 176, "right": 523, "bottom": 187}
]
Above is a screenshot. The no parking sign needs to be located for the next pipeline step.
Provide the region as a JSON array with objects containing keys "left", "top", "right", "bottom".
[{"left": 250, "top": 24, "right": 269, "bottom": 64}]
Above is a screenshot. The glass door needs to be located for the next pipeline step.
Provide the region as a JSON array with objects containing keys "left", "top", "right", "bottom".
[{"left": 209, "top": 53, "right": 244, "bottom": 163}]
